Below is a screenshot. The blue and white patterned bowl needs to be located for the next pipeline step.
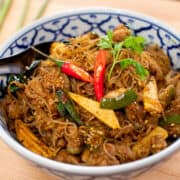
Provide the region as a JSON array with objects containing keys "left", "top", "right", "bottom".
[{"left": 0, "top": 8, "right": 179, "bottom": 179}]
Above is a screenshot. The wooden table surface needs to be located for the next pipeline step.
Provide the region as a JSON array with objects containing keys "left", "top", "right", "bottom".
[{"left": 0, "top": 0, "right": 179, "bottom": 179}]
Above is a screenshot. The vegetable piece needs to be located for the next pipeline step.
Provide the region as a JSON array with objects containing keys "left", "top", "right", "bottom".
[
  {"left": 8, "top": 74, "right": 25, "bottom": 83},
  {"left": 100, "top": 89, "right": 137, "bottom": 109},
  {"left": 66, "top": 134, "right": 82, "bottom": 155},
  {"left": 119, "top": 58, "right": 149, "bottom": 80},
  {"left": 143, "top": 77, "right": 163, "bottom": 114},
  {"left": 98, "top": 30, "right": 146, "bottom": 81},
  {"left": 94, "top": 50, "right": 107, "bottom": 101},
  {"left": 159, "top": 114, "right": 180, "bottom": 125},
  {"left": 107, "top": 42, "right": 123, "bottom": 81},
  {"left": 56, "top": 90, "right": 83, "bottom": 125},
  {"left": 132, "top": 126, "right": 168, "bottom": 155},
  {"left": 7, "top": 60, "right": 41, "bottom": 94},
  {"left": 31, "top": 47, "right": 93, "bottom": 83},
  {"left": 104, "top": 88, "right": 126, "bottom": 98},
  {"left": 99, "top": 30, "right": 122, "bottom": 81},
  {"left": 123, "top": 36, "right": 145, "bottom": 54},
  {"left": 68, "top": 92, "right": 120, "bottom": 129},
  {"left": 67, "top": 146, "right": 82, "bottom": 155},
  {"left": 15, "top": 119, "right": 55, "bottom": 158},
  {"left": 60, "top": 62, "right": 93, "bottom": 83},
  {"left": 9, "top": 84, "right": 21, "bottom": 93},
  {"left": 159, "top": 85, "right": 175, "bottom": 108},
  {"left": 8, "top": 74, "right": 25, "bottom": 93},
  {"left": 98, "top": 30, "right": 114, "bottom": 49},
  {"left": 57, "top": 102, "right": 66, "bottom": 117}
]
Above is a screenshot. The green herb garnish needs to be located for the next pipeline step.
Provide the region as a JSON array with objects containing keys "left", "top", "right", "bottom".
[
  {"left": 9, "top": 84, "right": 21, "bottom": 93},
  {"left": 123, "top": 36, "right": 145, "bottom": 54},
  {"left": 56, "top": 90, "right": 83, "bottom": 125},
  {"left": 8, "top": 74, "right": 25, "bottom": 93},
  {"left": 8, "top": 74, "right": 25, "bottom": 83},
  {"left": 99, "top": 30, "right": 123, "bottom": 81},
  {"left": 98, "top": 30, "right": 114, "bottom": 49},
  {"left": 119, "top": 58, "right": 149, "bottom": 80},
  {"left": 99, "top": 30, "right": 147, "bottom": 81},
  {"left": 108, "top": 42, "right": 123, "bottom": 81}
]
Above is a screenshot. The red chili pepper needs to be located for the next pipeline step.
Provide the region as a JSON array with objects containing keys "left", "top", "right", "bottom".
[
  {"left": 94, "top": 50, "right": 107, "bottom": 101},
  {"left": 61, "top": 62, "right": 93, "bottom": 83},
  {"left": 31, "top": 46, "right": 93, "bottom": 83}
]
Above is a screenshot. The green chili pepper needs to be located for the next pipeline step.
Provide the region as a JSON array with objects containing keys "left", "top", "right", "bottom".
[
  {"left": 159, "top": 114, "right": 180, "bottom": 125},
  {"left": 56, "top": 90, "right": 83, "bottom": 125},
  {"left": 100, "top": 89, "right": 137, "bottom": 109}
]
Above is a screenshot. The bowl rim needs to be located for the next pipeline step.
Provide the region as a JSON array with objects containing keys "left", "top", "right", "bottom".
[
  {"left": 0, "top": 7, "right": 180, "bottom": 176},
  {"left": 0, "top": 7, "right": 180, "bottom": 56}
]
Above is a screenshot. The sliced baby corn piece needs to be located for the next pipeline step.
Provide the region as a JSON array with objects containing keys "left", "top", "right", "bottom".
[
  {"left": 68, "top": 92, "right": 120, "bottom": 129},
  {"left": 15, "top": 119, "right": 55, "bottom": 158},
  {"left": 143, "top": 76, "right": 163, "bottom": 115},
  {"left": 132, "top": 126, "right": 168, "bottom": 157}
]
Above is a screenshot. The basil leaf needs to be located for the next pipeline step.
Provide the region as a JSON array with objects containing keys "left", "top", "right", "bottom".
[
  {"left": 9, "top": 84, "right": 21, "bottom": 93},
  {"left": 8, "top": 74, "right": 25, "bottom": 94},
  {"left": 56, "top": 90, "right": 83, "bottom": 125},
  {"left": 8, "top": 74, "right": 25, "bottom": 83}
]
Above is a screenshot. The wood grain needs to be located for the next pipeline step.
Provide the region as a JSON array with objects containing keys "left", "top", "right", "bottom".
[{"left": 0, "top": 0, "right": 180, "bottom": 179}]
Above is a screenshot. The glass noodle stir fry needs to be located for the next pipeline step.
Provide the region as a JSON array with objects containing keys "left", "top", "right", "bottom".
[{"left": 1, "top": 24, "right": 180, "bottom": 166}]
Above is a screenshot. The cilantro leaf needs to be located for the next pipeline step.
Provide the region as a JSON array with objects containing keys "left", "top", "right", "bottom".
[
  {"left": 98, "top": 30, "right": 113, "bottom": 49},
  {"left": 98, "top": 30, "right": 124, "bottom": 81},
  {"left": 119, "top": 58, "right": 149, "bottom": 80},
  {"left": 123, "top": 36, "right": 146, "bottom": 54},
  {"left": 113, "top": 42, "right": 123, "bottom": 59}
]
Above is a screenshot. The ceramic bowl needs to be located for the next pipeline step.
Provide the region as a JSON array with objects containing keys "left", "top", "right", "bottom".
[{"left": 0, "top": 8, "right": 179, "bottom": 180}]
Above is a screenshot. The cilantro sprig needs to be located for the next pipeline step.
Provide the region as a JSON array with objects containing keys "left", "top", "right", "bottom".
[
  {"left": 98, "top": 30, "right": 148, "bottom": 81},
  {"left": 98, "top": 30, "right": 114, "bottom": 49},
  {"left": 123, "top": 36, "right": 145, "bottom": 54}
]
